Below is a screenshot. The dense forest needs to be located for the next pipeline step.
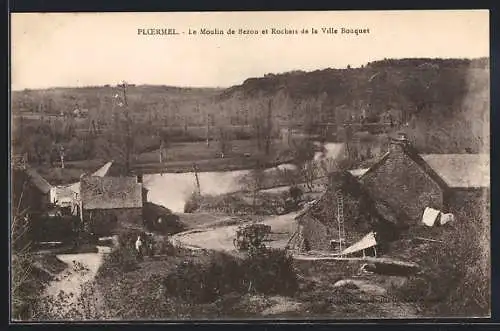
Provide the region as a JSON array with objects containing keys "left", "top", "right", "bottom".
[{"left": 11, "top": 57, "right": 490, "bottom": 169}]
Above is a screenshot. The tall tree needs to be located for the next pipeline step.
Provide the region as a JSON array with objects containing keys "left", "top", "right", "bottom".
[{"left": 264, "top": 98, "right": 273, "bottom": 156}]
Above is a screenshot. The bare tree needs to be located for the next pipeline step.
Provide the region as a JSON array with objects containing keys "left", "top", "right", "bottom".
[
  {"left": 300, "top": 160, "right": 319, "bottom": 192},
  {"left": 215, "top": 126, "right": 233, "bottom": 158},
  {"left": 240, "top": 158, "right": 266, "bottom": 215},
  {"left": 252, "top": 114, "right": 264, "bottom": 152},
  {"left": 264, "top": 98, "right": 273, "bottom": 156},
  {"left": 11, "top": 172, "right": 35, "bottom": 320}
]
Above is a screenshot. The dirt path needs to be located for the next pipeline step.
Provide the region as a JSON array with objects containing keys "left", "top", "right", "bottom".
[
  {"left": 44, "top": 246, "right": 111, "bottom": 317},
  {"left": 171, "top": 212, "right": 299, "bottom": 252}
]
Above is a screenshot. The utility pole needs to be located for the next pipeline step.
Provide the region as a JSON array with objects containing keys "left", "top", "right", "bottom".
[
  {"left": 206, "top": 107, "right": 210, "bottom": 147},
  {"left": 119, "top": 81, "right": 132, "bottom": 176},
  {"left": 59, "top": 145, "right": 65, "bottom": 169},
  {"left": 265, "top": 98, "right": 273, "bottom": 155},
  {"left": 193, "top": 163, "right": 201, "bottom": 196},
  {"left": 159, "top": 138, "right": 164, "bottom": 164}
]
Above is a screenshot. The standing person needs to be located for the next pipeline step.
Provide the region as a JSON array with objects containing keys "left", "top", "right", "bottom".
[{"left": 135, "top": 235, "right": 143, "bottom": 261}]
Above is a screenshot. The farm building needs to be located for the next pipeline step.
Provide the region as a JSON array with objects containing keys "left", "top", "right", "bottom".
[
  {"left": 80, "top": 175, "right": 144, "bottom": 235},
  {"left": 288, "top": 133, "right": 489, "bottom": 254},
  {"left": 420, "top": 153, "right": 490, "bottom": 218},
  {"left": 360, "top": 133, "right": 490, "bottom": 224},
  {"left": 287, "top": 171, "right": 404, "bottom": 254},
  {"left": 51, "top": 160, "right": 126, "bottom": 213}
]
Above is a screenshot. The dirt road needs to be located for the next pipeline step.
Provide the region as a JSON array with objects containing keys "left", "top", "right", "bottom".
[
  {"left": 44, "top": 246, "right": 111, "bottom": 317},
  {"left": 171, "top": 212, "right": 299, "bottom": 252}
]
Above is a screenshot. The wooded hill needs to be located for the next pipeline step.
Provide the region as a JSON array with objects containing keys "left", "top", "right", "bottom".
[{"left": 11, "top": 57, "right": 490, "bottom": 166}]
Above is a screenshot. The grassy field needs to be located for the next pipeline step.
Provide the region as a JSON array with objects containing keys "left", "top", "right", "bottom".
[
  {"left": 38, "top": 138, "right": 294, "bottom": 184},
  {"left": 135, "top": 139, "right": 275, "bottom": 164}
]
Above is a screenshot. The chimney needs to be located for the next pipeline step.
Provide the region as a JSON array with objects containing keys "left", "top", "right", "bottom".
[{"left": 389, "top": 132, "right": 409, "bottom": 153}]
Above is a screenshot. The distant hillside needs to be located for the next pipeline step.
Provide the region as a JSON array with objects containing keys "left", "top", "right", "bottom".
[
  {"left": 11, "top": 57, "right": 490, "bottom": 165},
  {"left": 219, "top": 57, "right": 488, "bottom": 120},
  {"left": 216, "top": 57, "right": 489, "bottom": 153},
  {"left": 12, "top": 85, "right": 223, "bottom": 127}
]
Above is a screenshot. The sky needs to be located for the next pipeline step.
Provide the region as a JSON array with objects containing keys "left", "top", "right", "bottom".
[{"left": 11, "top": 10, "right": 489, "bottom": 90}]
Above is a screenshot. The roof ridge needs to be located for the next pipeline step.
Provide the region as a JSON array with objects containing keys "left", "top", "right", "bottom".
[{"left": 25, "top": 167, "right": 53, "bottom": 193}]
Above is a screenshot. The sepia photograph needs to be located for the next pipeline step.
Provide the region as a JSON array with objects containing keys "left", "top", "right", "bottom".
[{"left": 10, "top": 10, "right": 490, "bottom": 321}]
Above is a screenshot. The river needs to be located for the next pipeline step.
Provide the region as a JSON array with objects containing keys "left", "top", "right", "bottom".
[{"left": 143, "top": 143, "right": 345, "bottom": 213}]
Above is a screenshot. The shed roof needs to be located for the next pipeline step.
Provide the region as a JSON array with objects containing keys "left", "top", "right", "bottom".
[
  {"left": 80, "top": 175, "right": 143, "bottom": 210},
  {"left": 420, "top": 154, "right": 490, "bottom": 188},
  {"left": 348, "top": 168, "right": 369, "bottom": 178},
  {"left": 25, "top": 168, "right": 52, "bottom": 194}
]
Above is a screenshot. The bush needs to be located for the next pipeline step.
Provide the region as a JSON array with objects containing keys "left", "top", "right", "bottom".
[
  {"left": 163, "top": 252, "right": 245, "bottom": 304},
  {"left": 195, "top": 194, "right": 253, "bottom": 215},
  {"left": 183, "top": 192, "right": 202, "bottom": 213},
  {"left": 117, "top": 229, "right": 143, "bottom": 248},
  {"left": 143, "top": 202, "right": 186, "bottom": 235},
  {"left": 245, "top": 247, "right": 299, "bottom": 295},
  {"left": 97, "top": 245, "right": 139, "bottom": 279},
  {"left": 195, "top": 192, "right": 286, "bottom": 216},
  {"left": 389, "top": 213, "right": 490, "bottom": 317},
  {"left": 161, "top": 247, "right": 298, "bottom": 305},
  {"left": 156, "top": 237, "right": 177, "bottom": 256}
]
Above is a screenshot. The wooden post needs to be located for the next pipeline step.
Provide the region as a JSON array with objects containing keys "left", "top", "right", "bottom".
[{"left": 59, "top": 146, "right": 65, "bottom": 169}]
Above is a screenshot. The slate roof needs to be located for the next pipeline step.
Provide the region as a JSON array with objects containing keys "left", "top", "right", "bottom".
[
  {"left": 80, "top": 175, "right": 143, "bottom": 210},
  {"left": 358, "top": 135, "right": 490, "bottom": 190},
  {"left": 25, "top": 168, "right": 52, "bottom": 194},
  {"left": 359, "top": 144, "right": 450, "bottom": 191},
  {"left": 420, "top": 154, "right": 490, "bottom": 188}
]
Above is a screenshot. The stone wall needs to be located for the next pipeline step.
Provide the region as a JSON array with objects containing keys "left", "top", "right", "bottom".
[{"left": 84, "top": 207, "right": 142, "bottom": 236}]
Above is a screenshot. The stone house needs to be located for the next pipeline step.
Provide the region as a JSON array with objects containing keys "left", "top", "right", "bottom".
[
  {"left": 288, "top": 133, "right": 489, "bottom": 254},
  {"left": 360, "top": 133, "right": 490, "bottom": 224}
]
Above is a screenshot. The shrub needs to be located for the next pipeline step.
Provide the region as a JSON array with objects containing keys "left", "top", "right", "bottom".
[
  {"left": 143, "top": 202, "right": 186, "bottom": 235},
  {"left": 389, "top": 213, "right": 490, "bottom": 317},
  {"left": 183, "top": 192, "right": 202, "bottom": 213},
  {"left": 162, "top": 247, "right": 298, "bottom": 305},
  {"left": 156, "top": 237, "right": 177, "bottom": 256},
  {"left": 117, "top": 229, "right": 143, "bottom": 248},
  {"left": 163, "top": 252, "right": 245, "bottom": 304},
  {"left": 245, "top": 247, "right": 299, "bottom": 296},
  {"left": 97, "top": 245, "right": 139, "bottom": 279}
]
